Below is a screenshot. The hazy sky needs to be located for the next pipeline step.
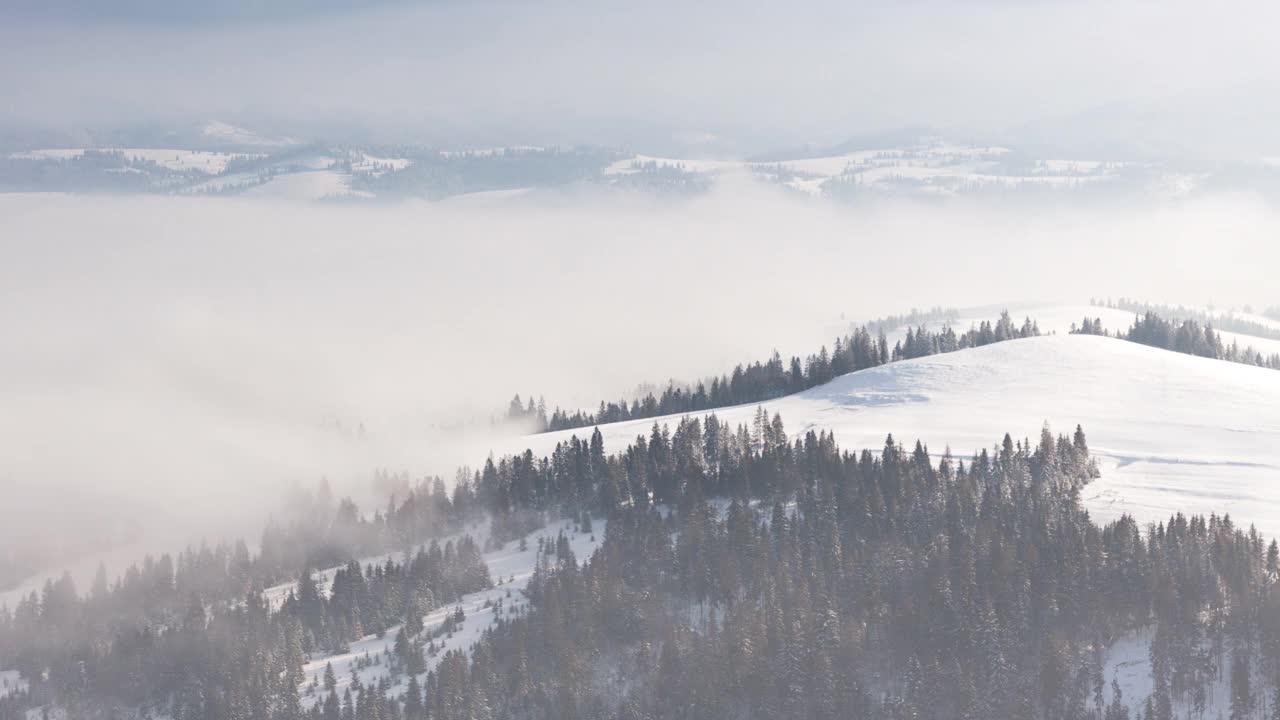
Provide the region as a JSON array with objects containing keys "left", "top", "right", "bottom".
[{"left": 2, "top": 0, "right": 1279, "bottom": 155}]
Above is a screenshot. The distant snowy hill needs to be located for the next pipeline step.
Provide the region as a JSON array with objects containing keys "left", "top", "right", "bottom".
[
  {"left": 5, "top": 129, "right": 1260, "bottom": 201},
  {"left": 200, "top": 121, "right": 298, "bottom": 149}
]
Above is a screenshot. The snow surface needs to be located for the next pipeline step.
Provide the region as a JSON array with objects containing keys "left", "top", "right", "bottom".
[{"left": 516, "top": 333, "right": 1280, "bottom": 539}]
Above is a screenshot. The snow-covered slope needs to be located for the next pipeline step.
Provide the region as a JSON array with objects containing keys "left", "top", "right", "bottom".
[{"left": 519, "top": 334, "right": 1280, "bottom": 537}]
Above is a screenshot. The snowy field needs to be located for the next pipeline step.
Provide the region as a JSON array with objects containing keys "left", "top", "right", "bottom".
[{"left": 515, "top": 333, "right": 1280, "bottom": 539}]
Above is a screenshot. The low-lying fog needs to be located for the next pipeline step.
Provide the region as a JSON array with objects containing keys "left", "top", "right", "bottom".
[{"left": 2, "top": 183, "right": 1277, "bottom": 597}]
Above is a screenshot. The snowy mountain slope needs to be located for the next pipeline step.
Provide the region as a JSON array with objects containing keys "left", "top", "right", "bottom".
[{"left": 518, "top": 334, "right": 1280, "bottom": 537}]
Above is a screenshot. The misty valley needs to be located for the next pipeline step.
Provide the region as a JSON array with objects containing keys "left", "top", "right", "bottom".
[{"left": 5, "top": 1, "right": 1280, "bottom": 719}]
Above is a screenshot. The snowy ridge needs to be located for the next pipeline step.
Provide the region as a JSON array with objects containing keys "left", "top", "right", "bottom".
[{"left": 517, "top": 333, "right": 1280, "bottom": 538}]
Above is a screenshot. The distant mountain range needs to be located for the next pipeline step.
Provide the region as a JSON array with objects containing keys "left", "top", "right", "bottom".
[{"left": 4, "top": 121, "right": 1280, "bottom": 202}]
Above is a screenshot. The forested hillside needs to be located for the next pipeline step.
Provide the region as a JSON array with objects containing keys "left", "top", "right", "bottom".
[{"left": 5, "top": 414, "right": 1280, "bottom": 720}]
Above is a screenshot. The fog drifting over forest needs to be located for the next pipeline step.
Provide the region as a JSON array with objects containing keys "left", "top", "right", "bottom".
[{"left": 2, "top": 184, "right": 1277, "bottom": 584}]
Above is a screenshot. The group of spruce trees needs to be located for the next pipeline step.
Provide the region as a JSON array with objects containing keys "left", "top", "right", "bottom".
[
  {"left": 1097, "top": 299, "right": 1280, "bottom": 343},
  {"left": 509, "top": 310, "right": 1039, "bottom": 433},
  {"left": 1072, "top": 311, "right": 1280, "bottom": 370},
  {"left": 7, "top": 410, "right": 1280, "bottom": 720}
]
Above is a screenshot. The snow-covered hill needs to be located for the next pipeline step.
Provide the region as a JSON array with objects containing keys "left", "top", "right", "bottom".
[
  {"left": 519, "top": 333, "right": 1280, "bottom": 537},
  {"left": 201, "top": 121, "right": 299, "bottom": 150}
]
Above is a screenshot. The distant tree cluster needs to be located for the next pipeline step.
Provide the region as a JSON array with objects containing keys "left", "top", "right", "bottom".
[
  {"left": 1096, "top": 298, "right": 1280, "bottom": 342},
  {"left": 518, "top": 311, "right": 1038, "bottom": 433},
  {"left": 1072, "top": 311, "right": 1280, "bottom": 370},
  {"left": 0, "top": 152, "right": 156, "bottom": 193},
  {"left": 352, "top": 147, "right": 620, "bottom": 200},
  {"left": 610, "top": 161, "right": 711, "bottom": 195},
  {"left": 509, "top": 326, "right": 889, "bottom": 432},
  {"left": 892, "top": 310, "right": 1039, "bottom": 361}
]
